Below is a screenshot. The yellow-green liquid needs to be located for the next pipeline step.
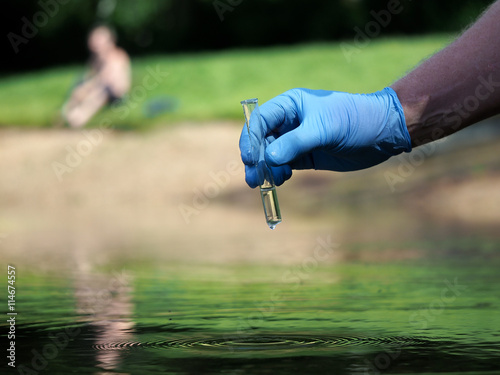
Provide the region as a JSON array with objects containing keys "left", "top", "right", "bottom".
[{"left": 260, "top": 186, "right": 282, "bottom": 229}]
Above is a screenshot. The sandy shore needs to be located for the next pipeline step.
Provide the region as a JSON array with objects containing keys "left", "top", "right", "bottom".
[{"left": 1, "top": 123, "right": 499, "bottom": 270}]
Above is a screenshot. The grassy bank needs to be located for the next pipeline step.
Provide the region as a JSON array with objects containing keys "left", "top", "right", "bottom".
[{"left": 0, "top": 35, "right": 452, "bottom": 129}]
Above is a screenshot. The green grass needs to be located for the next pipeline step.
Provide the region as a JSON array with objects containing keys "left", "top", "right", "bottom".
[{"left": 0, "top": 34, "right": 454, "bottom": 129}]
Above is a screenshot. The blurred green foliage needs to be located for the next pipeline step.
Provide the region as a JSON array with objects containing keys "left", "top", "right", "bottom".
[
  {"left": 3, "top": 0, "right": 493, "bottom": 72},
  {"left": 0, "top": 35, "right": 450, "bottom": 128}
]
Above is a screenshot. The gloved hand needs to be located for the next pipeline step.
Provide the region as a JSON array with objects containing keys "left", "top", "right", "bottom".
[{"left": 239, "top": 87, "right": 412, "bottom": 188}]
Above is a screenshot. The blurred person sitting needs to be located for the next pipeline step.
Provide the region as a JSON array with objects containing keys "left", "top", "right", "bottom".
[{"left": 62, "top": 25, "right": 130, "bottom": 128}]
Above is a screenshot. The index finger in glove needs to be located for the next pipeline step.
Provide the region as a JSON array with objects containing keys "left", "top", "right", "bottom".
[
  {"left": 240, "top": 90, "right": 300, "bottom": 167},
  {"left": 239, "top": 117, "right": 266, "bottom": 167},
  {"left": 259, "top": 90, "right": 301, "bottom": 136},
  {"left": 239, "top": 125, "right": 254, "bottom": 166}
]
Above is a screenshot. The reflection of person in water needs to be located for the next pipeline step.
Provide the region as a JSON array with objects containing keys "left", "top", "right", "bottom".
[
  {"left": 62, "top": 25, "right": 130, "bottom": 128},
  {"left": 74, "top": 266, "right": 134, "bottom": 373}
]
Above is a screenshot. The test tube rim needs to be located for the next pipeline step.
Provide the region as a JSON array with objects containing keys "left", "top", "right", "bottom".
[{"left": 240, "top": 98, "right": 258, "bottom": 105}]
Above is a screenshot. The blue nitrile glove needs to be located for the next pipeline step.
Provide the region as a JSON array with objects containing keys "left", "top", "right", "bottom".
[{"left": 239, "top": 87, "right": 412, "bottom": 188}]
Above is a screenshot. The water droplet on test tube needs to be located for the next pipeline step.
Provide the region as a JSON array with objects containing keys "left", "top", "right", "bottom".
[{"left": 241, "top": 98, "right": 282, "bottom": 229}]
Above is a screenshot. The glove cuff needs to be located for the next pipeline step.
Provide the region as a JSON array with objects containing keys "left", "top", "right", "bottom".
[{"left": 382, "top": 87, "right": 412, "bottom": 154}]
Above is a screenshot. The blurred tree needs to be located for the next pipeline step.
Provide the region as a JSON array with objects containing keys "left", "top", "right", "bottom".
[{"left": 1, "top": 0, "right": 495, "bottom": 73}]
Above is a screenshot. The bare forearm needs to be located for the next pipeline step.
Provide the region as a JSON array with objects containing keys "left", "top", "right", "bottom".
[{"left": 391, "top": 1, "right": 500, "bottom": 147}]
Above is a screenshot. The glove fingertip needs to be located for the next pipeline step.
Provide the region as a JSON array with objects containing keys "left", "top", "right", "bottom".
[
  {"left": 239, "top": 129, "right": 256, "bottom": 166},
  {"left": 265, "top": 141, "right": 284, "bottom": 167},
  {"left": 244, "top": 165, "right": 259, "bottom": 189},
  {"left": 272, "top": 165, "right": 292, "bottom": 186},
  {"left": 266, "top": 136, "right": 302, "bottom": 168}
]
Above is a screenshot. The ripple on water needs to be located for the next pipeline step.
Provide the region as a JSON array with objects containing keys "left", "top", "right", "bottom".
[{"left": 93, "top": 334, "right": 435, "bottom": 353}]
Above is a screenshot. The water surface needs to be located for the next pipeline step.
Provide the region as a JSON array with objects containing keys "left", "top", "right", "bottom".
[{"left": 7, "top": 258, "right": 500, "bottom": 375}]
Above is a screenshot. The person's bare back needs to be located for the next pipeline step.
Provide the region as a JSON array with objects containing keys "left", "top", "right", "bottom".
[{"left": 62, "top": 26, "right": 130, "bottom": 128}]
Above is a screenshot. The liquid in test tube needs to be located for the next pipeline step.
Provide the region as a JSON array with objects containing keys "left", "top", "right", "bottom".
[{"left": 241, "top": 98, "right": 282, "bottom": 229}]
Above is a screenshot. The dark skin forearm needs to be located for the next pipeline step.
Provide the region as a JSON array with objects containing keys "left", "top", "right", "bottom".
[{"left": 390, "top": 0, "right": 500, "bottom": 147}]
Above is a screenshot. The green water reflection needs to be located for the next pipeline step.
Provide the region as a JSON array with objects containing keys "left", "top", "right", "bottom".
[{"left": 8, "top": 256, "right": 500, "bottom": 374}]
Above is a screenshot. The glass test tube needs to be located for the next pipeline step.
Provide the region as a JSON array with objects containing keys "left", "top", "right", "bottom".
[{"left": 241, "top": 98, "right": 282, "bottom": 229}]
